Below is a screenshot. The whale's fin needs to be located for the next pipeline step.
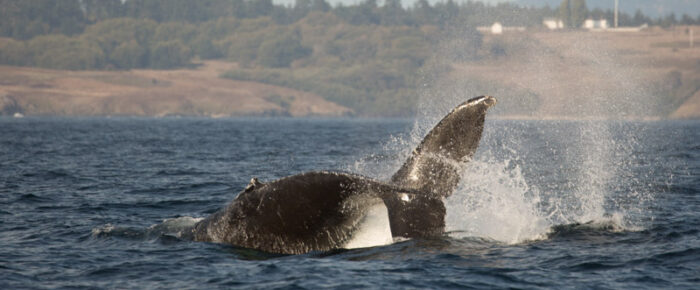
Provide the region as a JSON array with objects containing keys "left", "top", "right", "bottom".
[
  {"left": 390, "top": 96, "right": 496, "bottom": 198},
  {"left": 244, "top": 177, "right": 263, "bottom": 192}
]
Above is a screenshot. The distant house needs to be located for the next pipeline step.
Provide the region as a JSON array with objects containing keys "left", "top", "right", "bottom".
[
  {"left": 476, "top": 22, "right": 525, "bottom": 35},
  {"left": 491, "top": 22, "right": 503, "bottom": 34},
  {"left": 478, "top": 22, "right": 503, "bottom": 34},
  {"left": 543, "top": 18, "right": 564, "bottom": 30},
  {"left": 583, "top": 19, "right": 609, "bottom": 30},
  {"left": 604, "top": 24, "right": 647, "bottom": 32},
  {"left": 584, "top": 19, "right": 647, "bottom": 32}
]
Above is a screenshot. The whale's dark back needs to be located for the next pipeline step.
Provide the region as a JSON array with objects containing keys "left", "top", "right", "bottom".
[
  {"left": 193, "top": 172, "right": 365, "bottom": 254},
  {"left": 391, "top": 96, "right": 496, "bottom": 198},
  {"left": 192, "top": 171, "right": 444, "bottom": 253}
]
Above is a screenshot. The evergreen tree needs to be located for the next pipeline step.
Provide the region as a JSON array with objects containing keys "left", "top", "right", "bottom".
[
  {"left": 633, "top": 9, "right": 648, "bottom": 26},
  {"left": 311, "top": 0, "right": 331, "bottom": 12},
  {"left": 292, "top": 0, "right": 313, "bottom": 21},
  {"left": 570, "top": 0, "right": 587, "bottom": 28},
  {"left": 559, "top": 0, "right": 588, "bottom": 28},
  {"left": 83, "top": 0, "right": 125, "bottom": 23},
  {"left": 680, "top": 14, "right": 695, "bottom": 25},
  {"left": 559, "top": 0, "right": 571, "bottom": 27},
  {"left": 380, "top": 0, "right": 405, "bottom": 26},
  {"left": 413, "top": 0, "right": 435, "bottom": 26},
  {"left": 248, "top": 0, "right": 274, "bottom": 17}
]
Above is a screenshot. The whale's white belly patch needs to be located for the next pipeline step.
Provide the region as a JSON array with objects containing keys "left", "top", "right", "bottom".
[{"left": 343, "top": 201, "right": 393, "bottom": 249}]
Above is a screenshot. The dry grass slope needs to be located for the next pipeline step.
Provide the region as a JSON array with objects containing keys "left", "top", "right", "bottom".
[
  {"left": 0, "top": 61, "right": 352, "bottom": 117},
  {"left": 449, "top": 26, "right": 700, "bottom": 120}
]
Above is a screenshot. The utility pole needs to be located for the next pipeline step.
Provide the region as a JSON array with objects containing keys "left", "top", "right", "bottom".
[
  {"left": 691, "top": 29, "right": 694, "bottom": 48},
  {"left": 614, "top": 0, "right": 619, "bottom": 28}
]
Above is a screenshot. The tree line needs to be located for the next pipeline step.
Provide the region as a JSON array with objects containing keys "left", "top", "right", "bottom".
[
  {"left": 0, "top": 0, "right": 558, "bottom": 40},
  {"left": 4, "top": 0, "right": 695, "bottom": 39},
  {"left": 1, "top": 0, "right": 690, "bottom": 70},
  {"left": 0, "top": 0, "right": 542, "bottom": 71}
]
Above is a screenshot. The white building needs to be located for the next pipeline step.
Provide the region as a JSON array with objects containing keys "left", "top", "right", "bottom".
[
  {"left": 476, "top": 22, "right": 525, "bottom": 35},
  {"left": 543, "top": 18, "right": 564, "bottom": 30},
  {"left": 583, "top": 19, "right": 609, "bottom": 30},
  {"left": 491, "top": 22, "right": 503, "bottom": 34}
]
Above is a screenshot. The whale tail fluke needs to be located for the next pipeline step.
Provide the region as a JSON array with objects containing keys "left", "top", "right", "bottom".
[{"left": 390, "top": 96, "right": 497, "bottom": 198}]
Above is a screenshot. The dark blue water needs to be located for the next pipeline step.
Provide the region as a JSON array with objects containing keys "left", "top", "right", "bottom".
[{"left": 1, "top": 117, "right": 698, "bottom": 289}]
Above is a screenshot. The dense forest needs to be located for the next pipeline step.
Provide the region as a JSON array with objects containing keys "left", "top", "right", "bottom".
[
  {"left": 0, "top": 0, "right": 562, "bottom": 69},
  {"left": 0, "top": 0, "right": 696, "bottom": 115}
]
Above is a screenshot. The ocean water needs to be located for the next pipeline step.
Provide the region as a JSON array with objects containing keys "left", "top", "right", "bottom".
[{"left": 1, "top": 117, "right": 698, "bottom": 289}]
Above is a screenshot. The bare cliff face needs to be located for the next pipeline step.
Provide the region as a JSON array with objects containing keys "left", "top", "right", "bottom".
[{"left": 0, "top": 61, "right": 352, "bottom": 117}]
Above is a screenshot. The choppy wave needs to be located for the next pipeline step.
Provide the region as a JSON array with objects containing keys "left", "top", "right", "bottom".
[{"left": 92, "top": 217, "right": 202, "bottom": 241}]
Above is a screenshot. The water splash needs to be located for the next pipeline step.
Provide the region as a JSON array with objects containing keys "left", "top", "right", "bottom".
[
  {"left": 445, "top": 158, "right": 549, "bottom": 243},
  {"left": 348, "top": 30, "right": 661, "bottom": 243},
  {"left": 426, "top": 28, "right": 660, "bottom": 243},
  {"left": 426, "top": 119, "right": 651, "bottom": 244}
]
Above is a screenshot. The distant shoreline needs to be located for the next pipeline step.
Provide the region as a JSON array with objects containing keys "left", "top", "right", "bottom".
[
  {"left": 3, "top": 23, "right": 700, "bottom": 123},
  {"left": 3, "top": 113, "right": 698, "bottom": 121}
]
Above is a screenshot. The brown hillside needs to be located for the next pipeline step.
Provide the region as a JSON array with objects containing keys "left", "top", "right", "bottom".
[
  {"left": 447, "top": 26, "right": 700, "bottom": 119},
  {"left": 0, "top": 61, "right": 352, "bottom": 117}
]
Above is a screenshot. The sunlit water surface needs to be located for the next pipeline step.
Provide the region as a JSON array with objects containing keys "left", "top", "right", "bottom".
[{"left": 1, "top": 117, "right": 698, "bottom": 288}]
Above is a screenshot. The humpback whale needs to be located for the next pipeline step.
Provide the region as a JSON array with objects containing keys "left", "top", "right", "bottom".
[{"left": 192, "top": 96, "right": 497, "bottom": 254}]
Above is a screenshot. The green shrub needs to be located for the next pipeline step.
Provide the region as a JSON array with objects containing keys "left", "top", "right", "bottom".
[
  {"left": 83, "top": 18, "right": 157, "bottom": 56},
  {"left": 257, "top": 31, "right": 311, "bottom": 67},
  {"left": 149, "top": 40, "right": 191, "bottom": 69},
  {"left": 28, "top": 35, "right": 105, "bottom": 69},
  {"left": 110, "top": 40, "right": 146, "bottom": 69},
  {"left": 0, "top": 38, "right": 28, "bottom": 65}
]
